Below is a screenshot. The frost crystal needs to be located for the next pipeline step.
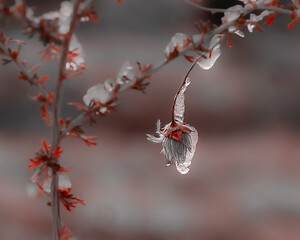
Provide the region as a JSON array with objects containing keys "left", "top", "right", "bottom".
[
  {"left": 222, "top": 5, "right": 245, "bottom": 37},
  {"left": 174, "top": 78, "right": 190, "bottom": 123},
  {"left": 42, "top": 174, "right": 72, "bottom": 193},
  {"left": 116, "top": 61, "right": 136, "bottom": 84},
  {"left": 66, "top": 35, "right": 85, "bottom": 71},
  {"left": 83, "top": 82, "right": 112, "bottom": 106},
  {"left": 247, "top": 10, "right": 271, "bottom": 32},
  {"left": 165, "top": 33, "right": 190, "bottom": 57},
  {"left": 58, "top": 1, "right": 74, "bottom": 34},
  {"left": 197, "top": 35, "right": 221, "bottom": 70},
  {"left": 43, "top": 1, "right": 74, "bottom": 34},
  {"left": 222, "top": 5, "right": 243, "bottom": 24}
]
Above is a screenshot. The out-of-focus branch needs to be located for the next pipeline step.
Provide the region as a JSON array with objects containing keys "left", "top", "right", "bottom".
[
  {"left": 0, "top": 40, "right": 49, "bottom": 96},
  {"left": 183, "top": 0, "right": 293, "bottom": 15},
  {"left": 182, "top": 0, "right": 229, "bottom": 13},
  {"left": 0, "top": 0, "right": 95, "bottom": 45},
  {"left": 50, "top": 1, "right": 83, "bottom": 239}
]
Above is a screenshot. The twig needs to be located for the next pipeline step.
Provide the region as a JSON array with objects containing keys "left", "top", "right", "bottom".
[
  {"left": 0, "top": 41, "right": 49, "bottom": 96},
  {"left": 183, "top": 0, "right": 293, "bottom": 16},
  {"left": 50, "top": 1, "right": 82, "bottom": 239},
  {"left": 182, "top": 0, "right": 228, "bottom": 13},
  {"left": 66, "top": 2, "right": 294, "bottom": 130}
]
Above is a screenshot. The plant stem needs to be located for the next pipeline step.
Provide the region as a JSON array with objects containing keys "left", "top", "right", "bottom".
[{"left": 50, "top": 1, "right": 82, "bottom": 239}]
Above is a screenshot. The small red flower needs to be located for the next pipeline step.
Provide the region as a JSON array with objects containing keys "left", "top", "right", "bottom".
[
  {"left": 30, "top": 92, "right": 53, "bottom": 125},
  {"left": 53, "top": 146, "right": 62, "bottom": 158},
  {"left": 59, "top": 225, "right": 74, "bottom": 240},
  {"left": 59, "top": 188, "right": 86, "bottom": 211}
]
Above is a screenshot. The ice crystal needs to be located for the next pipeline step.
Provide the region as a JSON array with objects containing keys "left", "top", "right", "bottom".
[
  {"left": 83, "top": 83, "right": 111, "bottom": 106},
  {"left": 116, "top": 61, "right": 136, "bottom": 84},
  {"left": 197, "top": 35, "right": 221, "bottom": 70}
]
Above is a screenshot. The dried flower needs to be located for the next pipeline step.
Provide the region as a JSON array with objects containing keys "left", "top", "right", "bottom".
[{"left": 147, "top": 77, "right": 198, "bottom": 174}]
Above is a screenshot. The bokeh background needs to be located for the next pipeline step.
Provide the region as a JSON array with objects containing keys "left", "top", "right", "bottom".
[{"left": 1, "top": 0, "right": 300, "bottom": 239}]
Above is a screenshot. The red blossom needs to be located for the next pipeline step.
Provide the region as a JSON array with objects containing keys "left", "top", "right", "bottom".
[
  {"left": 53, "top": 146, "right": 62, "bottom": 158},
  {"left": 31, "top": 92, "right": 53, "bottom": 125},
  {"left": 58, "top": 225, "right": 74, "bottom": 240},
  {"left": 59, "top": 188, "right": 86, "bottom": 211},
  {"left": 37, "top": 44, "right": 60, "bottom": 61},
  {"left": 28, "top": 140, "right": 68, "bottom": 187},
  {"left": 42, "top": 139, "right": 51, "bottom": 151}
]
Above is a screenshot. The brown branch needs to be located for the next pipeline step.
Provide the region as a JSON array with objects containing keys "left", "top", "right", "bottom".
[{"left": 49, "top": 1, "right": 83, "bottom": 239}]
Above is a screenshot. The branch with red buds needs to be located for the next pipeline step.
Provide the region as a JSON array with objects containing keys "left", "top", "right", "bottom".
[{"left": 1, "top": 0, "right": 300, "bottom": 239}]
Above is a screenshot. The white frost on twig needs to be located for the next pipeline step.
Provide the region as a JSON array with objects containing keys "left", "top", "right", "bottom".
[
  {"left": 165, "top": 33, "right": 190, "bottom": 57},
  {"left": 197, "top": 34, "right": 221, "bottom": 70}
]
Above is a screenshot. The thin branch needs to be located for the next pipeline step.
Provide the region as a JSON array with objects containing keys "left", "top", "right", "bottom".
[
  {"left": 50, "top": 1, "right": 83, "bottom": 239},
  {"left": 0, "top": 41, "right": 48, "bottom": 96},
  {"left": 182, "top": 0, "right": 228, "bottom": 13},
  {"left": 65, "top": 3, "right": 295, "bottom": 130},
  {"left": 183, "top": 0, "right": 293, "bottom": 16}
]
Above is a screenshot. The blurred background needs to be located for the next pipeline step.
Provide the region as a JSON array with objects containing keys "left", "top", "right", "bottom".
[{"left": 1, "top": 0, "right": 300, "bottom": 239}]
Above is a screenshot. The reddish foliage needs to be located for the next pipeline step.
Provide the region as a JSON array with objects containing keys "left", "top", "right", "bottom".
[
  {"left": 37, "top": 44, "right": 60, "bottom": 61},
  {"left": 288, "top": 18, "right": 298, "bottom": 29},
  {"left": 59, "top": 118, "right": 98, "bottom": 146},
  {"left": 31, "top": 92, "right": 53, "bottom": 125},
  {"left": 18, "top": 71, "right": 29, "bottom": 81},
  {"left": 131, "top": 61, "right": 152, "bottom": 92},
  {"left": 265, "top": 15, "right": 275, "bottom": 25},
  {"left": 227, "top": 34, "right": 233, "bottom": 49},
  {"left": 183, "top": 54, "right": 195, "bottom": 63},
  {"left": 255, "top": 23, "right": 264, "bottom": 32},
  {"left": 59, "top": 188, "right": 86, "bottom": 211},
  {"left": 53, "top": 146, "right": 62, "bottom": 158},
  {"left": 58, "top": 225, "right": 74, "bottom": 240}
]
